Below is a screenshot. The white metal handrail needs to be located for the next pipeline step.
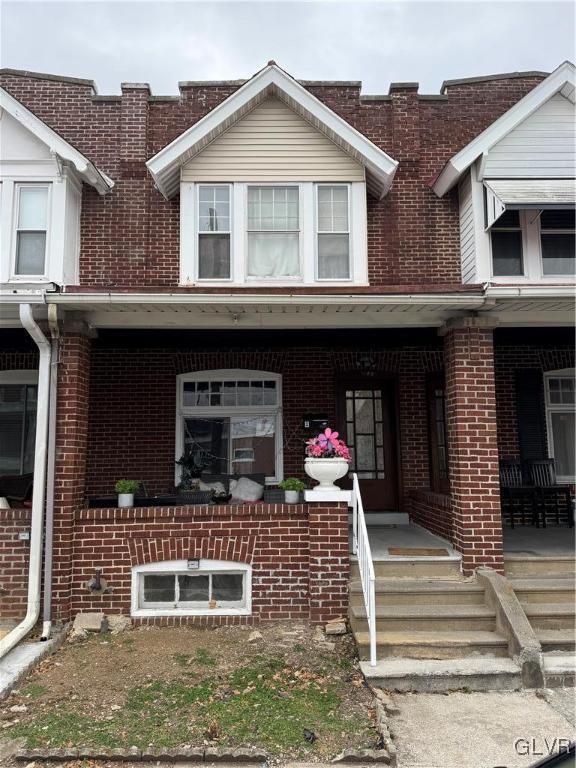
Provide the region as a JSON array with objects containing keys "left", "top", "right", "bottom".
[{"left": 351, "top": 473, "right": 377, "bottom": 667}]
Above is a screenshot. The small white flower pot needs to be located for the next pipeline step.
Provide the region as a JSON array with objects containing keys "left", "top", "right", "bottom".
[
  {"left": 305, "top": 457, "right": 349, "bottom": 491},
  {"left": 118, "top": 493, "right": 134, "bottom": 508},
  {"left": 284, "top": 490, "right": 300, "bottom": 504}
]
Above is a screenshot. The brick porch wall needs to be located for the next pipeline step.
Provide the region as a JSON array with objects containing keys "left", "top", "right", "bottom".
[
  {"left": 408, "top": 490, "right": 452, "bottom": 542},
  {"left": 71, "top": 502, "right": 349, "bottom": 624},
  {"left": 0, "top": 508, "right": 31, "bottom": 621}
]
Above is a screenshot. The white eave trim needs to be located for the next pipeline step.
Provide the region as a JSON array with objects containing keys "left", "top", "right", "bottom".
[
  {"left": 485, "top": 285, "right": 576, "bottom": 298},
  {"left": 0, "top": 87, "right": 114, "bottom": 195},
  {"left": 433, "top": 61, "right": 576, "bottom": 198},
  {"left": 146, "top": 64, "right": 398, "bottom": 200}
]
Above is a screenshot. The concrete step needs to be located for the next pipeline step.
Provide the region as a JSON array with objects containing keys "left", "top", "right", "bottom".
[
  {"left": 537, "top": 629, "right": 576, "bottom": 654},
  {"left": 510, "top": 577, "right": 576, "bottom": 603},
  {"left": 361, "top": 657, "right": 522, "bottom": 692},
  {"left": 350, "top": 558, "right": 462, "bottom": 580},
  {"left": 522, "top": 603, "right": 576, "bottom": 631},
  {"left": 504, "top": 556, "right": 576, "bottom": 578},
  {"left": 350, "top": 604, "right": 496, "bottom": 632},
  {"left": 543, "top": 654, "right": 576, "bottom": 687},
  {"left": 349, "top": 579, "right": 485, "bottom": 606},
  {"left": 354, "top": 630, "right": 509, "bottom": 660}
]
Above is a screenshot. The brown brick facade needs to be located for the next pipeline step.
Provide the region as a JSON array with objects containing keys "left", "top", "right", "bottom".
[{"left": 0, "top": 508, "right": 31, "bottom": 620}]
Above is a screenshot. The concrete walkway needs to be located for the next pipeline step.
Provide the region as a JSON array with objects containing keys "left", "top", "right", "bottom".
[
  {"left": 390, "top": 689, "right": 575, "bottom": 768},
  {"left": 0, "top": 637, "right": 60, "bottom": 699}
]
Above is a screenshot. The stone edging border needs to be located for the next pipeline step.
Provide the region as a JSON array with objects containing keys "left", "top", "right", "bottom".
[
  {"left": 16, "top": 746, "right": 266, "bottom": 762},
  {"left": 331, "top": 685, "right": 397, "bottom": 765}
]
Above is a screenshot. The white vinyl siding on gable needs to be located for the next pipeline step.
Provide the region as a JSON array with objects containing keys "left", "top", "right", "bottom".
[
  {"left": 182, "top": 98, "right": 365, "bottom": 183},
  {"left": 483, "top": 94, "right": 576, "bottom": 179},
  {"left": 458, "top": 172, "right": 477, "bottom": 284}
]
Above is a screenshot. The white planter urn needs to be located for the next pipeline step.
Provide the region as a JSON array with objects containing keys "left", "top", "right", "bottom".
[
  {"left": 305, "top": 457, "right": 349, "bottom": 491},
  {"left": 118, "top": 493, "right": 134, "bottom": 508},
  {"left": 284, "top": 490, "right": 300, "bottom": 504}
]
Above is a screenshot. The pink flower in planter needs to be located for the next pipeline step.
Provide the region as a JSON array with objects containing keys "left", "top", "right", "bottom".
[{"left": 305, "top": 427, "right": 351, "bottom": 461}]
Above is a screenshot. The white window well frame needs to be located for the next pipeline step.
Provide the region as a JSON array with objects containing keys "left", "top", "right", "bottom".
[
  {"left": 10, "top": 183, "right": 51, "bottom": 281},
  {"left": 175, "top": 369, "right": 283, "bottom": 484},
  {"left": 179, "top": 180, "right": 368, "bottom": 287},
  {"left": 544, "top": 368, "right": 576, "bottom": 484},
  {"left": 131, "top": 559, "right": 252, "bottom": 617}
]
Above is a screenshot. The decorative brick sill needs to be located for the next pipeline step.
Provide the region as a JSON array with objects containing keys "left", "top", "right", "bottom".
[{"left": 76, "top": 502, "right": 316, "bottom": 521}]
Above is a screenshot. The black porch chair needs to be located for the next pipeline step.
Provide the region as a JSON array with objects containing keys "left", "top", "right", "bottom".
[
  {"left": 524, "top": 459, "right": 573, "bottom": 527},
  {"left": 499, "top": 458, "right": 536, "bottom": 528}
]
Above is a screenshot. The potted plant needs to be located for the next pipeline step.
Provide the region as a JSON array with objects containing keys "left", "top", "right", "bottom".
[
  {"left": 114, "top": 479, "right": 141, "bottom": 508},
  {"left": 304, "top": 428, "right": 351, "bottom": 491},
  {"left": 278, "top": 477, "right": 306, "bottom": 503}
]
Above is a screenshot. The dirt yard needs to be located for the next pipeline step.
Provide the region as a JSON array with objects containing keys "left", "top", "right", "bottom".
[{"left": 0, "top": 621, "right": 378, "bottom": 761}]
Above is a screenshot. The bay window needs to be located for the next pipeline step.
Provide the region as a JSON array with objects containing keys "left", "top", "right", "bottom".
[
  {"left": 247, "top": 186, "right": 300, "bottom": 278},
  {"left": 177, "top": 370, "right": 282, "bottom": 482},
  {"left": 317, "top": 185, "right": 350, "bottom": 279},
  {"left": 14, "top": 185, "right": 49, "bottom": 277},
  {"left": 544, "top": 369, "right": 575, "bottom": 483}
]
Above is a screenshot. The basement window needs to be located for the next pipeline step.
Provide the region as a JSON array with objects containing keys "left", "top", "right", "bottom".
[{"left": 131, "top": 560, "right": 251, "bottom": 617}]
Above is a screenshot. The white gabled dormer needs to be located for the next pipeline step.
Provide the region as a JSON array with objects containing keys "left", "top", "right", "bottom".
[
  {"left": 434, "top": 61, "right": 575, "bottom": 286},
  {"left": 147, "top": 62, "right": 398, "bottom": 287},
  {"left": 0, "top": 87, "right": 113, "bottom": 288}
]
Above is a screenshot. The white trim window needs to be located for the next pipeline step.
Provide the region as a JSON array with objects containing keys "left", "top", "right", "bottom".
[
  {"left": 490, "top": 210, "right": 525, "bottom": 277},
  {"left": 544, "top": 368, "right": 575, "bottom": 483},
  {"left": 131, "top": 560, "right": 252, "bottom": 617},
  {"left": 176, "top": 369, "right": 283, "bottom": 483},
  {"left": 13, "top": 185, "right": 49, "bottom": 278},
  {"left": 316, "top": 184, "right": 350, "bottom": 280},
  {"left": 180, "top": 181, "right": 368, "bottom": 286},
  {"left": 0, "top": 370, "right": 38, "bottom": 475},
  {"left": 197, "top": 184, "right": 231, "bottom": 280},
  {"left": 540, "top": 210, "right": 575, "bottom": 277}
]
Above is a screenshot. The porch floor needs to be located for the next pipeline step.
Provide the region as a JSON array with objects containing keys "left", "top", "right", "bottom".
[
  {"left": 351, "top": 523, "right": 458, "bottom": 561},
  {"left": 503, "top": 525, "right": 576, "bottom": 557}
]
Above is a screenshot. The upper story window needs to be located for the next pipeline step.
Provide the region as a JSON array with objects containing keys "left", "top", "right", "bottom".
[
  {"left": 181, "top": 181, "right": 367, "bottom": 286},
  {"left": 489, "top": 207, "right": 576, "bottom": 280},
  {"left": 14, "top": 185, "right": 49, "bottom": 277},
  {"left": 540, "top": 210, "right": 575, "bottom": 276}
]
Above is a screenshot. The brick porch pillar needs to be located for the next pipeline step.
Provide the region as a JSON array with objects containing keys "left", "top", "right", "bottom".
[
  {"left": 443, "top": 319, "right": 504, "bottom": 575},
  {"left": 52, "top": 328, "right": 92, "bottom": 623},
  {"left": 308, "top": 502, "right": 349, "bottom": 623}
]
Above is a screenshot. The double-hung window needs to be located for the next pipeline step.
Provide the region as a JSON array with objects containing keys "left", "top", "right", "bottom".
[
  {"left": 14, "top": 185, "right": 49, "bottom": 277},
  {"left": 540, "top": 210, "right": 575, "bottom": 276},
  {"left": 317, "top": 185, "right": 350, "bottom": 279},
  {"left": 0, "top": 372, "right": 38, "bottom": 475},
  {"left": 490, "top": 210, "right": 524, "bottom": 277},
  {"left": 247, "top": 186, "right": 300, "bottom": 278},
  {"left": 177, "top": 370, "right": 282, "bottom": 482},
  {"left": 544, "top": 369, "right": 575, "bottom": 483},
  {"left": 197, "top": 185, "right": 231, "bottom": 280}
]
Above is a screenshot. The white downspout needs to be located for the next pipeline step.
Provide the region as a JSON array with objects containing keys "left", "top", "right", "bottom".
[{"left": 0, "top": 305, "right": 51, "bottom": 659}]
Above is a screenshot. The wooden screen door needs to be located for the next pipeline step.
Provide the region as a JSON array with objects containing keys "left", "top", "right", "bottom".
[{"left": 337, "top": 381, "right": 398, "bottom": 511}]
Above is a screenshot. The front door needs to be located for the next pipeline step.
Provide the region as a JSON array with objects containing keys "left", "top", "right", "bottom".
[{"left": 337, "top": 381, "right": 398, "bottom": 511}]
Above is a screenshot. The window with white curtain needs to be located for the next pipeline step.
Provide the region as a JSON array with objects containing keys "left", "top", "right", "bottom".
[
  {"left": 544, "top": 369, "right": 575, "bottom": 483},
  {"left": 14, "top": 185, "right": 49, "bottom": 276},
  {"left": 317, "top": 185, "right": 350, "bottom": 279},
  {"left": 247, "top": 186, "right": 300, "bottom": 278},
  {"left": 197, "top": 185, "right": 231, "bottom": 279}
]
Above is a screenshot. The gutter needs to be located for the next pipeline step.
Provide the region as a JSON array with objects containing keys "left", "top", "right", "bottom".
[{"left": 0, "top": 305, "right": 51, "bottom": 659}]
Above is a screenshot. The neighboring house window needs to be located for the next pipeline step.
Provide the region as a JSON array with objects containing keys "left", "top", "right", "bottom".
[
  {"left": 131, "top": 560, "right": 251, "bottom": 617},
  {"left": 490, "top": 210, "right": 523, "bottom": 277},
  {"left": 540, "top": 210, "right": 575, "bottom": 276},
  {"left": 247, "top": 186, "right": 300, "bottom": 278},
  {"left": 176, "top": 370, "right": 282, "bottom": 482},
  {"left": 14, "top": 185, "right": 49, "bottom": 276},
  {"left": 544, "top": 369, "right": 575, "bottom": 483},
  {"left": 0, "top": 371, "right": 38, "bottom": 475},
  {"left": 426, "top": 375, "right": 450, "bottom": 494},
  {"left": 197, "top": 184, "right": 231, "bottom": 280},
  {"left": 317, "top": 185, "right": 350, "bottom": 280}
]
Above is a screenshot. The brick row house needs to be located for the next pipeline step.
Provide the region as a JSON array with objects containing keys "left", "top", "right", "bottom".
[{"left": 0, "top": 62, "right": 574, "bottom": 678}]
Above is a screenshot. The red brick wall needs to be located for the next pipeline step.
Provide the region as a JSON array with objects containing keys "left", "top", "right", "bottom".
[
  {"left": 0, "top": 508, "right": 31, "bottom": 621},
  {"left": 0, "top": 70, "right": 545, "bottom": 290},
  {"left": 71, "top": 502, "right": 348, "bottom": 624},
  {"left": 409, "top": 490, "right": 452, "bottom": 542}
]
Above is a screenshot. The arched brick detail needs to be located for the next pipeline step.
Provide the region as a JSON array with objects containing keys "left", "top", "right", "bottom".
[{"left": 127, "top": 535, "right": 256, "bottom": 567}]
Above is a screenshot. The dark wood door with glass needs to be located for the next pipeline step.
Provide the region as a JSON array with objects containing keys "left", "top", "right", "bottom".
[{"left": 337, "top": 381, "right": 398, "bottom": 511}]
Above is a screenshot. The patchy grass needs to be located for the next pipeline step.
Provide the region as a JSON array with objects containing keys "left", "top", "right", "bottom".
[{"left": 2, "top": 624, "right": 377, "bottom": 759}]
